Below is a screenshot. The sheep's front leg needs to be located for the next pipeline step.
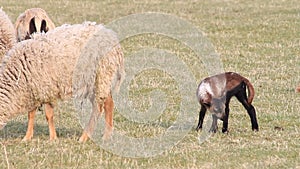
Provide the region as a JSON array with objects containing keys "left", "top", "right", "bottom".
[
  {"left": 22, "top": 109, "right": 36, "bottom": 141},
  {"left": 45, "top": 103, "right": 57, "bottom": 140}
]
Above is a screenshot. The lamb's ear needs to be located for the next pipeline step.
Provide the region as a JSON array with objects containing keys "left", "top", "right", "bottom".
[
  {"left": 29, "top": 17, "right": 37, "bottom": 35},
  {"left": 201, "top": 92, "right": 212, "bottom": 107},
  {"left": 41, "top": 19, "right": 48, "bottom": 33}
]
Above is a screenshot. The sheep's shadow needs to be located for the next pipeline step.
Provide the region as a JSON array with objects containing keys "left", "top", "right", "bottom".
[{"left": 0, "top": 121, "right": 83, "bottom": 140}]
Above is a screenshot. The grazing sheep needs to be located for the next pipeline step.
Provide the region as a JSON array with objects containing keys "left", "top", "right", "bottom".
[
  {"left": 15, "top": 8, "right": 55, "bottom": 42},
  {"left": 0, "top": 22, "right": 125, "bottom": 142},
  {"left": 0, "top": 8, "right": 16, "bottom": 59},
  {"left": 14, "top": 8, "right": 57, "bottom": 140}
]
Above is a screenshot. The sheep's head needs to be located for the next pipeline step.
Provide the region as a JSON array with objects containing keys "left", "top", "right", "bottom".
[
  {"left": 15, "top": 8, "right": 55, "bottom": 42},
  {"left": 25, "top": 16, "right": 49, "bottom": 40}
]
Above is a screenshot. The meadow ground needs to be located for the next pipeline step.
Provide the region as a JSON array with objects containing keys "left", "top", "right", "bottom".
[{"left": 0, "top": 0, "right": 299, "bottom": 168}]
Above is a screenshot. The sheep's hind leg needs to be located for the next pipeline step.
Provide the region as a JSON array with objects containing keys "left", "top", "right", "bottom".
[
  {"left": 102, "top": 94, "right": 114, "bottom": 140},
  {"left": 79, "top": 94, "right": 114, "bottom": 142},
  {"left": 22, "top": 109, "right": 36, "bottom": 141},
  {"left": 45, "top": 103, "right": 57, "bottom": 140},
  {"left": 79, "top": 98, "right": 105, "bottom": 143}
]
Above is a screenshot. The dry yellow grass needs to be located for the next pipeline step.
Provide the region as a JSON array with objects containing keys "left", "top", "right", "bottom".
[{"left": 0, "top": 0, "right": 299, "bottom": 168}]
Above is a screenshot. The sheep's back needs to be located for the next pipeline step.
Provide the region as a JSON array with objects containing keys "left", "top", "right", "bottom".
[
  {"left": 0, "top": 22, "right": 123, "bottom": 118},
  {"left": 0, "top": 9, "right": 16, "bottom": 59}
]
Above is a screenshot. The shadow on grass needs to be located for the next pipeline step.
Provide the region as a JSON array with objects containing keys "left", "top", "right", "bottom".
[{"left": 0, "top": 121, "right": 83, "bottom": 140}]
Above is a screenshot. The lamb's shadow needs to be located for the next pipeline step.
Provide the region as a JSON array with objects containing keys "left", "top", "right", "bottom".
[{"left": 0, "top": 121, "right": 83, "bottom": 140}]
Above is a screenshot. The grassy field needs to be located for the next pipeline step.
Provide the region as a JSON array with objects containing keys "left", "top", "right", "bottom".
[{"left": 0, "top": 0, "right": 300, "bottom": 168}]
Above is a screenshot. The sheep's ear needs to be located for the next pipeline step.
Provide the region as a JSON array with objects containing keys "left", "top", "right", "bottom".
[
  {"left": 41, "top": 20, "right": 48, "bottom": 33},
  {"left": 29, "top": 17, "right": 37, "bottom": 35}
]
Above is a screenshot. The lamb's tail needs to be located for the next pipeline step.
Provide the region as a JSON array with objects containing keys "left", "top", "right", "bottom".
[{"left": 243, "top": 78, "right": 255, "bottom": 104}]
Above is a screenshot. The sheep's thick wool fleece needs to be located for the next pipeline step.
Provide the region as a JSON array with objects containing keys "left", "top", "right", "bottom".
[
  {"left": 0, "top": 22, "right": 123, "bottom": 124},
  {"left": 0, "top": 9, "right": 16, "bottom": 59}
]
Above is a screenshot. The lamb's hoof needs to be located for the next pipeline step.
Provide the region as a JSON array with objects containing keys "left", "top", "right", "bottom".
[
  {"left": 209, "top": 126, "right": 218, "bottom": 133},
  {"left": 195, "top": 127, "right": 202, "bottom": 132},
  {"left": 222, "top": 128, "right": 228, "bottom": 134},
  {"left": 79, "top": 132, "right": 89, "bottom": 143}
]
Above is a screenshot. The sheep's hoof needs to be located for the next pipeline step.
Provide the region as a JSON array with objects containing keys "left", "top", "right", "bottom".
[
  {"left": 102, "top": 127, "right": 113, "bottom": 141},
  {"left": 22, "top": 136, "right": 32, "bottom": 142},
  {"left": 79, "top": 132, "right": 89, "bottom": 143},
  {"left": 49, "top": 135, "right": 58, "bottom": 141},
  {"left": 102, "top": 132, "right": 112, "bottom": 141}
]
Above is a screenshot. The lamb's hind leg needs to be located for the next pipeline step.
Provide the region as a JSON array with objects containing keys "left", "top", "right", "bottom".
[
  {"left": 45, "top": 103, "right": 57, "bottom": 140},
  {"left": 22, "top": 109, "right": 36, "bottom": 141},
  {"left": 235, "top": 91, "right": 259, "bottom": 131},
  {"left": 222, "top": 101, "right": 230, "bottom": 133}
]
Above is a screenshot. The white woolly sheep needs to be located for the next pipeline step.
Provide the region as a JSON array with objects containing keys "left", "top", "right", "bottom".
[
  {"left": 15, "top": 8, "right": 57, "bottom": 139},
  {"left": 0, "top": 8, "right": 16, "bottom": 59},
  {"left": 15, "top": 8, "right": 55, "bottom": 42},
  {"left": 0, "top": 22, "right": 125, "bottom": 142}
]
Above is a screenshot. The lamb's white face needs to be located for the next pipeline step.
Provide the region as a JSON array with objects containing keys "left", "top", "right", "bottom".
[
  {"left": 197, "top": 74, "right": 227, "bottom": 118},
  {"left": 210, "top": 97, "right": 226, "bottom": 118}
]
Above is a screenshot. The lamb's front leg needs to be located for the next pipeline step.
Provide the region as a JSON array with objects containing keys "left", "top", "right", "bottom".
[
  {"left": 209, "top": 115, "right": 218, "bottom": 133},
  {"left": 22, "top": 109, "right": 36, "bottom": 141},
  {"left": 196, "top": 105, "right": 206, "bottom": 131}
]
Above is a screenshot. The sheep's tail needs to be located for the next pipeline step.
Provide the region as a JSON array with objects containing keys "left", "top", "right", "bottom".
[
  {"left": 243, "top": 78, "right": 255, "bottom": 104},
  {"left": 73, "top": 24, "right": 125, "bottom": 102},
  {"left": 0, "top": 8, "right": 16, "bottom": 58},
  {"left": 112, "top": 47, "right": 125, "bottom": 94}
]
